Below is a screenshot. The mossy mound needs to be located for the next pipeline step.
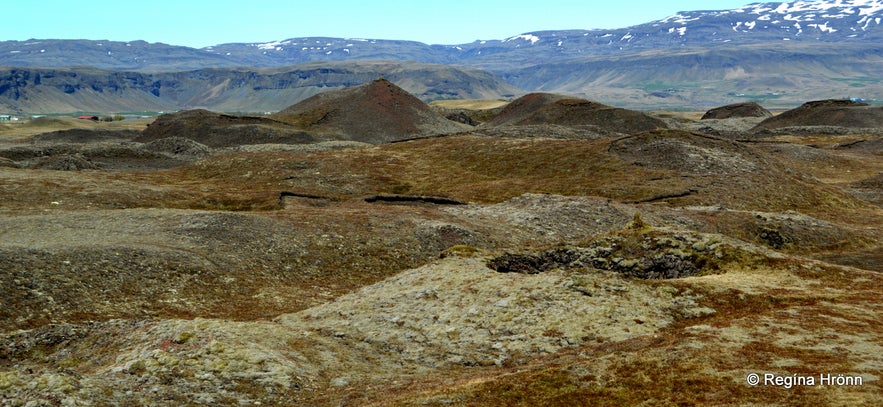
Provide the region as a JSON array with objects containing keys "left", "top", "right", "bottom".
[
  {"left": 484, "top": 92, "right": 666, "bottom": 134},
  {"left": 753, "top": 99, "right": 883, "bottom": 131},
  {"left": 701, "top": 102, "right": 771, "bottom": 120},
  {"left": 137, "top": 109, "right": 315, "bottom": 148}
]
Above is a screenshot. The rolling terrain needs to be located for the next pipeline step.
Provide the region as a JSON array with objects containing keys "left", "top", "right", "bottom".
[
  {"left": 0, "top": 79, "right": 881, "bottom": 404},
  {"left": 0, "top": 1, "right": 881, "bottom": 405}
]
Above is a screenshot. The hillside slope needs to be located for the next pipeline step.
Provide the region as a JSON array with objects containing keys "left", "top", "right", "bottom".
[
  {"left": 3, "top": 2, "right": 880, "bottom": 70},
  {"left": 499, "top": 43, "right": 883, "bottom": 108},
  {"left": 0, "top": 62, "right": 521, "bottom": 114}
]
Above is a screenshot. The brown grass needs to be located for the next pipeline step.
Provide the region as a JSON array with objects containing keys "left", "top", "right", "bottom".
[{"left": 9, "top": 132, "right": 872, "bottom": 221}]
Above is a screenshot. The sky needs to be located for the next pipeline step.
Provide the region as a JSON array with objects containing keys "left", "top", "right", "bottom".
[{"left": 5, "top": 0, "right": 757, "bottom": 48}]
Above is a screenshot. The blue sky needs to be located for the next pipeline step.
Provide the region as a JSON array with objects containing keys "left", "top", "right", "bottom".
[{"left": 7, "top": 0, "right": 754, "bottom": 47}]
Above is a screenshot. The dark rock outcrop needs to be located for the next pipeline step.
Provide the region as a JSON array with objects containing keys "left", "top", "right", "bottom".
[
  {"left": 487, "top": 230, "right": 736, "bottom": 280},
  {"left": 364, "top": 195, "right": 467, "bottom": 205},
  {"left": 445, "top": 111, "right": 478, "bottom": 126}
]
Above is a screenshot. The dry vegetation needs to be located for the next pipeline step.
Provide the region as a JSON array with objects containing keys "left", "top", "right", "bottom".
[{"left": 0, "top": 97, "right": 881, "bottom": 405}]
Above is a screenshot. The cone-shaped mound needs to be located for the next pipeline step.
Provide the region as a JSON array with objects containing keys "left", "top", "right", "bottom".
[
  {"left": 271, "top": 78, "right": 467, "bottom": 143},
  {"left": 753, "top": 99, "right": 883, "bottom": 131},
  {"left": 701, "top": 102, "right": 772, "bottom": 120},
  {"left": 484, "top": 93, "right": 666, "bottom": 134},
  {"left": 136, "top": 109, "right": 315, "bottom": 148}
]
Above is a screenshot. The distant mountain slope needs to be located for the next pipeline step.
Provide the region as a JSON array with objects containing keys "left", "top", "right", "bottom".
[
  {"left": 0, "top": 40, "right": 239, "bottom": 70},
  {"left": 215, "top": 0, "right": 882, "bottom": 71},
  {"left": 0, "top": 62, "right": 520, "bottom": 114},
  {"left": 0, "top": 0, "right": 880, "bottom": 110},
  {"left": 2, "top": 1, "right": 879, "bottom": 71},
  {"left": 500, "top": 43, "right": 883, "bottom": 108}
]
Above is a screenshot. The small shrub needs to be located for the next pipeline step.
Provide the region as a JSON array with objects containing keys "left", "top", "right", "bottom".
[{"left": 630, "top": 212, "right": 648, "bottom": 230}]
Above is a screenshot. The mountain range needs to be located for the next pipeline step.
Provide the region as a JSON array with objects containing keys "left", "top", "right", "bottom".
[{"left": 1, "top": 0, "right": 881, "bottom": 113}]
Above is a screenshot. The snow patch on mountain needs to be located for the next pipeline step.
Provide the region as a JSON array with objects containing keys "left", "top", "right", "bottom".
[
  {"left": 255, "top": 40, "right": 292, "bottom": 51},
  {"left": 668, "top": 27, "right": 688, "bottom": 36},
  {"left": 809, "top": 21, "right": 838, "bottom": 32},
  {"left": 653, "top": 0, "right": 881, "bottom": 41},
  {"left": 505, "top": 34, "right": 540, "bottom": 44},
  {"left": 660, "top": 0, "right": 882, "bottom": 26},
  {"left": 736, "top": 0, "right": 883, "bottom": 16},
  {"left": 660, "top": 13, "right": 701, "bottom": 24}
]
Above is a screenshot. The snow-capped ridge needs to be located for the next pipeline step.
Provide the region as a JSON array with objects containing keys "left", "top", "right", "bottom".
[{"left": 653, "top": 0, "right": 881, "bottom": 43}]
